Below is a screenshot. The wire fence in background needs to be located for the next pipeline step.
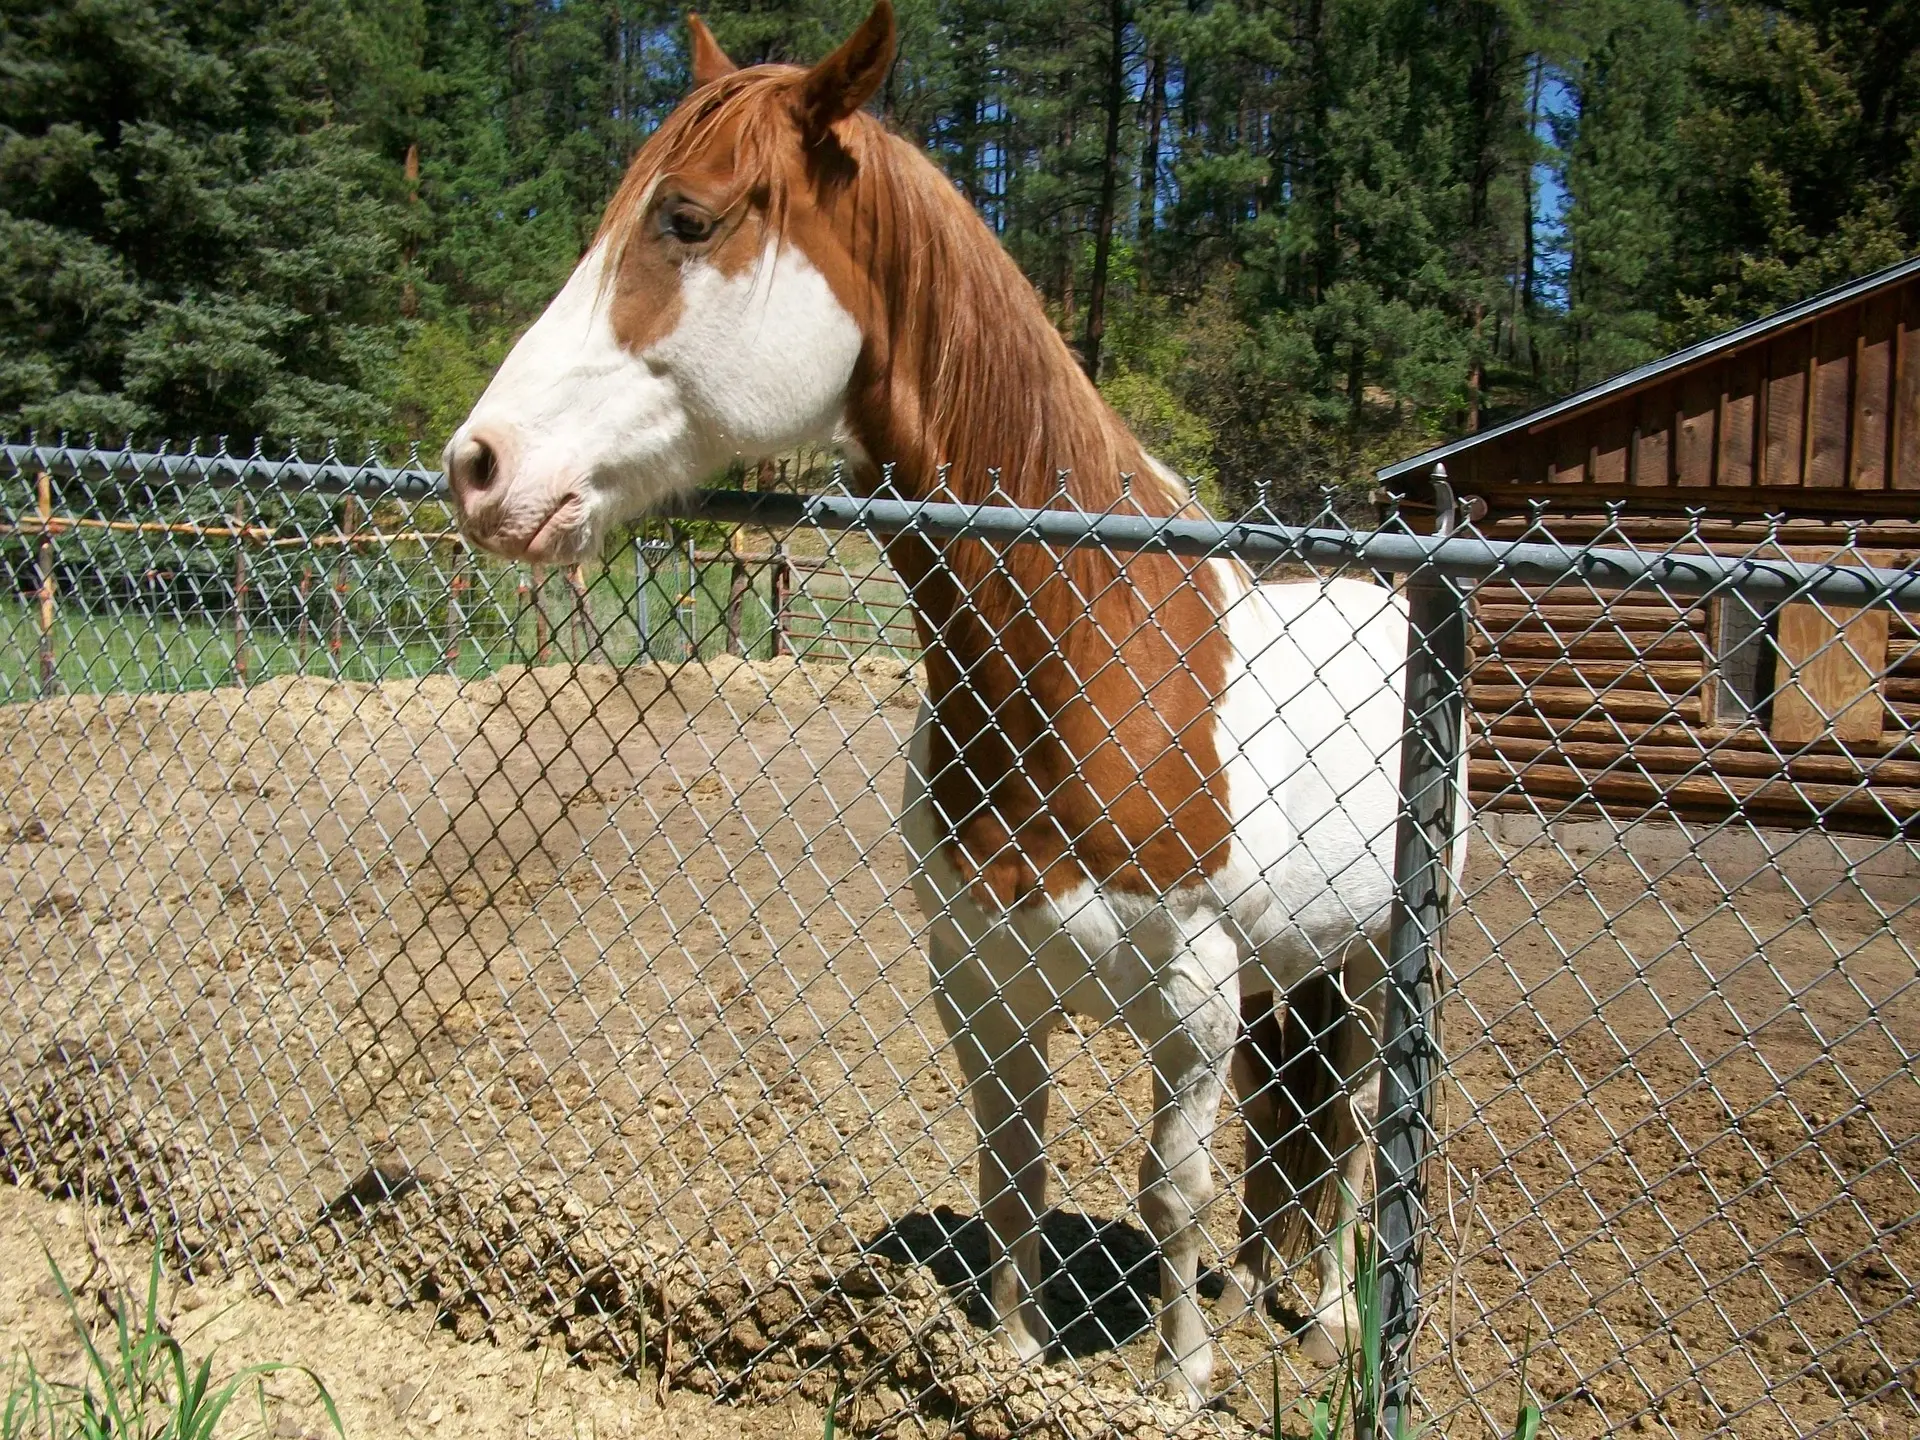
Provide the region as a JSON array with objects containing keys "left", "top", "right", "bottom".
[
  {"left": 0, "top": 443, "right": 1915, "bottom": 1440},
  {"left": 0, "top": 444, "right": 916, "bottom": 700}
]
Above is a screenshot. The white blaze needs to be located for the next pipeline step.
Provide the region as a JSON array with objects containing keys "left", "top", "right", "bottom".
[{"left": 448, "top": 236, "right": 864, "bottom": 560}]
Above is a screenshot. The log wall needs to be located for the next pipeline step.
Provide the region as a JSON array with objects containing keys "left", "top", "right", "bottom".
[{"left": 1465, "top": 515, "right": 1920, "bottom": 837}]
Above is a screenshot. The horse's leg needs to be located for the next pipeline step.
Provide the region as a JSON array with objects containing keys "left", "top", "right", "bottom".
[
  {"left": 1130, "top": 940, "right": 1239, "bottom": 1409},
  {"left": 930, "top": 939, "right": 1054, "bottom": 1362},
  {"left": 1300, "top": 944, "right": 1385, "bottom": 1366},
  {"left": 1221, "top": 990, "right": 1284, "bottom": 1325},
  {"left": 1299, "top": 1059, "right": 1378, "bottom": 1364}
]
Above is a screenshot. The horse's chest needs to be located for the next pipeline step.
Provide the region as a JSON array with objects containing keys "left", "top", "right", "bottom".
[
  {"left": 905, "top": 828, "right": 1231, "bottom": 1019},
  {"left": 902, "top": 718, "right": 1228, "bottom": 1012}
]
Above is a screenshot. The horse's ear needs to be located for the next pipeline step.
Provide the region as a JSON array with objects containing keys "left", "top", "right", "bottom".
[
  {"left": 797, "top": 0, "right": 895, "bottom": 137},
  {"left": 687, "top": 12, "right": 738, "bottom": 89}
]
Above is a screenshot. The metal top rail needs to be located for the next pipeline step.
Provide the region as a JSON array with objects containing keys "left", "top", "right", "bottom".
[{"left": 7, "top": 442, "right": 1919, "bottom": 612}]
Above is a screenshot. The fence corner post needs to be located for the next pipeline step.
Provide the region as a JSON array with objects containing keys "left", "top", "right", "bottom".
[{"left": 1369, "top": 464, "right": 1470, "bottom": 1440}]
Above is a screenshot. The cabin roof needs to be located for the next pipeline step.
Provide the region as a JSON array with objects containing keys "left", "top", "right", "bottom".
[{"left": 1378, "top": 254, "right": 1920, "bottom": 490}]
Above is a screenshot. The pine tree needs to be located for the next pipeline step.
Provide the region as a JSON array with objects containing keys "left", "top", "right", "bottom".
[
  {"left": 0, "top": 0, "right": 408, "bottom": 444},
  {"left": 1554, "top": 0, "right": 1691, "bottom": 387},
  {"left": 1673, "top": 0, "right": 1919, "bottom": 333}
]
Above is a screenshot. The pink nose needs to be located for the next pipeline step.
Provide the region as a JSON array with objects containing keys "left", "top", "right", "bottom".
[{"left": 444, "top": 430, "right": 504, "bottom": 514}]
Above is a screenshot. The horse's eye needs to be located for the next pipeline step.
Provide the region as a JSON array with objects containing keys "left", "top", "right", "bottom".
[{"left": 663, "top": 205, "right": 716, "bottom": 244}]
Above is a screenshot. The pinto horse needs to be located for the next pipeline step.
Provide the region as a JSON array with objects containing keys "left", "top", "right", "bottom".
[{"left": 442, "top": 2, "right": 1408, "bottom": 1406}]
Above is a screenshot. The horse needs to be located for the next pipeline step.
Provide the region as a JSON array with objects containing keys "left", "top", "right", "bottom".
[{"left": 440, "top": 2, "right": 1410, "bottom": 1406}]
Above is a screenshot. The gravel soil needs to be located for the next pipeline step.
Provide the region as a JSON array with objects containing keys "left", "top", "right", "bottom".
[
  {"left": 1, "top": 659, "right": 1915, "bottom": 1438},
  {"left": 0, "top": 1179, "right": 820, "bottom": 1440}
]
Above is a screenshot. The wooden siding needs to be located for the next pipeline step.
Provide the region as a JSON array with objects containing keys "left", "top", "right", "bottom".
[
  {"left": 1464, "top": 516, "right": 1920, "bottom": 836},
  {"left": 1450, "top": 282, "right": 1920, "bottom": 516}
]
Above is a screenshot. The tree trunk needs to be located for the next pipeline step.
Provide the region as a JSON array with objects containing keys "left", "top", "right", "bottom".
[
  {"left": 1081, "top": 0, "right": 1130, "bottom": 381},
  {"left": 1522, "top": 53, "right": 1543, "bottom": 381},
  {"left": 1462, "top": 0, "right": 1508, "bottom": 235},
  {"left": 1304, "top": 0, "right": 1332, "bottom": 302},
  {"left": 401, "top": 142, "right": 420, "bottom": 319},
  {"left": 1138, "top": 50, "right": 1164, "bottom": 247},
  {"left": 1467, "top": 299, "right": 1485, "bottom": 433},
  {"left": 1059, "top": 109, "right": 1078, "bottom": 330}
]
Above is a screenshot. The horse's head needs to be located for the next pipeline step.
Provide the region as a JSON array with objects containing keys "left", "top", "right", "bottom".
[{"left": 442, "top": 4, "right": 896, "bottom": 562}]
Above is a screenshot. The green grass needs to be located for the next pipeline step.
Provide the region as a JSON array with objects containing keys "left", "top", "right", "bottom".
[
  {"left": 1281, "top": 1209, "right": 1542, "bottom": 1440},
  {"left": 0, "top": 543, "right": 915, "bottom": 701},
  {"left": 3, "top": 1244, "right": 342, "bottom": 1440},
  {"left": 2, "top": 516, "right": 928, "bottom": 703}
]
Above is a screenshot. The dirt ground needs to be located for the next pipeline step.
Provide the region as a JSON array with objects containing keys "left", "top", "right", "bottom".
[
  {"left": 1, "top": 658, "right": 1916, "bottom": 1439},
  {"left": 0, "top": 1179, "right": 819, "bottom": 1439}
]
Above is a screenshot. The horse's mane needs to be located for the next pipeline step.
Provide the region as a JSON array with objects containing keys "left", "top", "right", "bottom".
[
  {"left": 593, "top": 64, "right": 1233, "bottom": 904},
  {"left": 599, "top": 68, "right": 1189, "bottom": 518},
  {"left": 844, "top": 118, "right": 1188, "bottom": 515}
]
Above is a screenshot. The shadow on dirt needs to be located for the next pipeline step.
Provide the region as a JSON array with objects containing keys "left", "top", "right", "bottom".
[{"left": 866, "top": 1206, "right": 1231, "bottom": 1359}]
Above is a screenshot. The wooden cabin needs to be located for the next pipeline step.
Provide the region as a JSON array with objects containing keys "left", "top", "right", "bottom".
[{"left": 1378, "top": 256, "right": 1920, "bottom": 837}]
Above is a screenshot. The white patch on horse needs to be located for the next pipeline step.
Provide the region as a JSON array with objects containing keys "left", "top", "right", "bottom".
[
  {"left": 450, "top": 238, "right": 862, "bottom": 560},
  {"left": 1211, "top": 565, "right": 1405, "bottom": 990},
  {"left": 653, "top": 240, "right": 865, "bottom": 464},
  {"left": 901, "top": 559, "right": 1412, "bottom": 1400}
]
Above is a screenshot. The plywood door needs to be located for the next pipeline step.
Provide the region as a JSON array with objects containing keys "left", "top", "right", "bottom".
[{"left": 1769, "top": 549, "right": 1893, "bottom": 744}]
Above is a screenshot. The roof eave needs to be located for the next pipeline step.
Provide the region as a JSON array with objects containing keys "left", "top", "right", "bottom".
[{"left": 1376, "top": 252, "right": 1920, "bottom": 488}]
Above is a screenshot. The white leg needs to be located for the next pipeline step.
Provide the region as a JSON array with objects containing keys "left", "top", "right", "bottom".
[
  {"left": 1129, "top": 956, "right": 1238, "bottom": 1409},
  {"left": 931, "top": 939, "right": 1054, "bottom": 1363}
]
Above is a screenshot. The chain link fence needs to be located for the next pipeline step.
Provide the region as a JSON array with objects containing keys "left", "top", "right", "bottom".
[{"left": 0, "top": 443, "right": 1915, "bottom": 1439}]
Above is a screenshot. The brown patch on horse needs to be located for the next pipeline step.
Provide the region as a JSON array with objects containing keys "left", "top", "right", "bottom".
[
  {"left": 596, "top": 8, "right": 1234, "bottom": 902},
  {"left": 777, "top": 110, "right": 1236, "bottom": 902},
  {"left": 597, "top": 78, "right": 801, "bottom": 353}
]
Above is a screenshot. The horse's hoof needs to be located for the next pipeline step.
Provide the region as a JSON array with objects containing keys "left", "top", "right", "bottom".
[
  {"left": 1216, "top": 1265, "right": 1271, "bottom": 1326},
  {"left": 1155, "top": 1364, "right": 1211, "bottom": 1411},
  {"left": 999, "top": 1325, "right": 1047, "bottom": 1364},
  {"left": 1298, "top": 1316, "right": 1350, "bottom": 1368}
]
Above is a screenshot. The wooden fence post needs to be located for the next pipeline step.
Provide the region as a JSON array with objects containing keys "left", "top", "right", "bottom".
[
  {"left": 331, "top": 496, "right": 355, "bottom": 674},
  {"left": 297, "top": 565, "right": 314, "bottom": 669},
  {"left": 232, "top": 491, "right": 249, "bottom": 685},
  {"left": 770, "top": 542, "right": 791, "bottom": 659},
  {"left": 444, "top": 553, "right": 467, "bottom": 674},
  {"left": 566, "top": 563, "right": 599, "bottom": 663},
  {"left": 532, "top": 564, "right": 550, "bottom": 664},
  {"left": 36, "top": 470, "right": 55, "bottom": 696}
]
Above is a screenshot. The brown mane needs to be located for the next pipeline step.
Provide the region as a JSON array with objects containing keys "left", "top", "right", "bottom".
[
  {"left": 605, "top": 69, "right": 1234, "bottom": 903},
  {"left": 826, "top": 116, "right": 1188, "bottom": 518}
]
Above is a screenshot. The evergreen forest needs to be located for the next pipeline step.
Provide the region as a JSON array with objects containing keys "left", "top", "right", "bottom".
[{"left": 3, "top": 0, "right": 1917, "bottom": 512}]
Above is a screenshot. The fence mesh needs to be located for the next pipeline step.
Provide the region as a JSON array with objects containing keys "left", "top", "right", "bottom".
[{"left": 0, "top": 447, "right": 1914, "bottom": 1440}]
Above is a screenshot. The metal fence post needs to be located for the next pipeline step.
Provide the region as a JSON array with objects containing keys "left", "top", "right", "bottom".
[
  {"left": 634, "top": 536, "right": 655, "bottom": 660},
  {"left": 1369, "top": 467, "right": 1470, "bottom": 1440},
  {"left": 232, "top": 491, "right": 249, "bottom": 685}
]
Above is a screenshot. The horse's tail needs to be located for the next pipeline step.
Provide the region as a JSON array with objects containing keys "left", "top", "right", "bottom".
[{"left": 1253, "top": 967, "right": 1370, "bottom": 1265}]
